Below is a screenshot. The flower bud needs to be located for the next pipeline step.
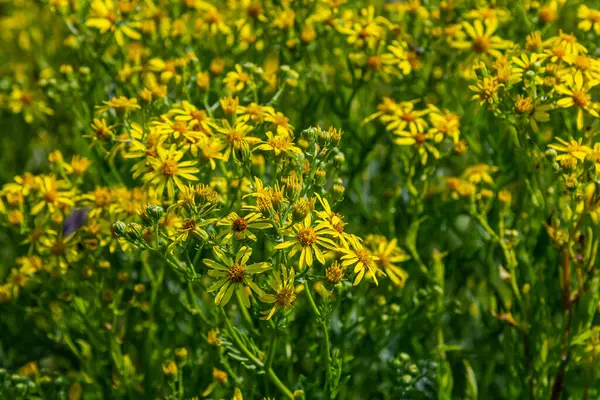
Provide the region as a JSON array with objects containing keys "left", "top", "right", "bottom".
[
  {"left": 125, "top": 222, "right": 143, "bottom": 242},
  {"left": 146, "top": 204, "right": 164, "bottom": 223},
  {"left": 292, "top": 199, "right": 312, "bottom": 222},
  {"left": 112, "top": 221, "right": 127, "bottom": 237}
]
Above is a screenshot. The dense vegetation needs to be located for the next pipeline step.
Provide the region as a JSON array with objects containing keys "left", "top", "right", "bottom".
[{"left": 2, "top": 0, "right": 600, "bottom": 398}]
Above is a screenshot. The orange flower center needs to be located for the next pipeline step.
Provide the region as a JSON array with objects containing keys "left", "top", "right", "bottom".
[
  {"left": 276, "top": 288, "right": 296, "bottom": 307},
  {"left": 162, "top": 160, "right": 179, "bottom": 176},
  {"left": 574, "top": 56, "right": 590, "bottom": 71},
  {"left": 232, "top": 217, "right": 248, "bottom": 232},
  {"left": 572, "top": 91, "right": 590, "bottom": 108},
  {"left": 472, "top": 36, "right": 490, "bottom": 53},
  {"left": 51, "top": 241, "right": 66, "bottom": 256},
  {"left": 173, "top": 122, "right": 188, "bottom": 134},
  {"left": 228, "top": 263, "right": 246, "bottom": 283},
  {"left": 297, "top": 227, "right": 317, "bottom": 247},
  {"left": 355, "top": 249, "right": 372, "bottom": 266}
]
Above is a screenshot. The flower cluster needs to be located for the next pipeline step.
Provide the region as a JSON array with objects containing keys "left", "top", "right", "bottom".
[{"left": 3, "top": 1, "right": 600, "bottom": 399}]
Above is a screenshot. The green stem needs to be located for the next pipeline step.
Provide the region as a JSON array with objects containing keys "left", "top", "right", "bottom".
[
  {"left": 220, "top": 308, "right": 294, "bottom": 399},
  {"left": 304, "top": 281, "right": 331, "bottom": 399}
]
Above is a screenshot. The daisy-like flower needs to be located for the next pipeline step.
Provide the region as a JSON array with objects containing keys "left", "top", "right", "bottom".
[
  {"left": 215, "top": 121, "right": 261, "bottom": 161},
  {"left": 96, "top": 96, "right": 140, "bottom": 114},
  {"left": 204, "top": 246, "right": 271, "bottom": 307},
  {"left": 143, "top": 145, "right": 199, "bottom": 199},
  {"left": 31, "top": 175, "right": 74, "bottom": 215},
  {"left": 362, "top": 97, "right": 400, "bottom": 125},
  {"left": 548, "top": 137, "right": 591, "bottom": 163},
  {"left": 555, "top": 74, "right": 599, "bottom": 130},
  {"left": 260, "top": 266, "right": 296, "bottom": 320},
  {"left": 558, "top": 55, "right": 600, "bottom": 86},
  {"left": 384, "top": 100, "right": 428, "bottom": 134},
  {"left": 237, "top": 103, "right": 273, "bottom": 124},
  {"left": 315, "top": 193, "right": 351, "bottom": 246},
  {"left": 578, "top": 5, "right": 600, "bottom": 35},
  {"left": 265, "top": 110, "right": 295, "bottom": 137},
  {"left": 370, "top": 237, "right": 410, "bottom": 288},
  {"left": 217, "top": 212, "right": 271, "bottom": 241},
  {"left": 511, "top": 53, "right": 547, "bottom": 84},
  {"left": 393, "top": 126, "right": 440, "bottom": 166},
  {"left": 169, "top": 102, "right": 216, "bottom": 135},
  {"left": 337, "top": 6, "right": 386, "bottom": 49},
  {"left": 196, "top": 136, "right": 226, "bottom": 170},
  {"left": 427, "top": 105, "right": 461, "bottom": 143},
  {"left": 340, "top": 235, "right": 380, "bottom": 286},
  {"left": 223, "top": 64, "right": 253, "bottom": 93},
  {"left": 171, "top": 218, "right": 214, "bottom": 245},
  {"left": 274, "top": 214, "right": 339, "bottom": 270},
  {"left": 469, "top": 76, "right": 503, "bottom": 105},
  {"left": 514, "top": 96, "right": 552, "bottom": 132},
  {"left": 544, "top": 31, "right": 588, "bottom": 58},
  {"left": 254, "top": 131, "right": 303, "bottom": 157},
  {"left": 38, "top": 231, "right": 79, "bottom": 270},
  {"left": 462, "top": 164, "right": 498, "bottom": 185},
  {"left": 85, "top": 0, "right": 142, "bottom": 46},
  {"left": 451, "top": 20, "right": 512, "bottom": 60}
]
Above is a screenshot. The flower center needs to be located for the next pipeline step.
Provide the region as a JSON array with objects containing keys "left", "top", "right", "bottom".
[
  {"left": 162, "top": 160, "right": 179, "bottom": 176},
  {"left": 367, "top": 56, "right": 381, "bottom": 70},
  {"left": 51, "top": 241, "right": 66, "bottom": 256},
  {"left": 276, "top": 288, "right": 296, "bottom": 307},
  {"left": 173, "top": 122, "right": 188, "bottom": 134},
  {"left": 232, "top": 217, "right": 248, "bottom": 232},
  {"left": 227, "top": 130, "right": 244, "bottom": 146},
  {"left": 472, "top": 36, "right": 490, "bottom": 53},
  {"left": 572, "top": 91, "right": 590, "bottom": 108},
  {"left": 356, "top": 249, "right": 372, "bottom": 266},
  {"left": 414, "top": 133, "right": 426, "bottom": 144},
  {"left": 183, "top": 219, "right": 196, "bottom": 230},
  {"left": 297, "top": 227, "right": 317, "bottom": 247},
  {"left": 400, "top": 112, "right": 416, "bottom": 122},
  {"left": 228, "top": 263, "right": 246, "bottom": 283},
  {"left": 44, "top": 190, "right": 58, "bottom": 203},
  {"left": 574, "top": 55, "right": 590, "bottom": 71},
  {"left": 247, "top": 3, "right": 263, "bottom": 18}
]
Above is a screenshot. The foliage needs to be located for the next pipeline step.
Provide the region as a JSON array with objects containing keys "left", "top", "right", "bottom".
[{"left": 2, "top": 0, "right": 600, "bottom": 399}]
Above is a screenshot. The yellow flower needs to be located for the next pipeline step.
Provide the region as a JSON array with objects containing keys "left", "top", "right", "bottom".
[
  {"left": 274, "top": 214, "right": 338, "bottom": 270},
  {"left": 514, "top": 96, "right": 552, "bottom": 132},
  {"left": 86, "top": 0, "right": 142, "bottom": 46},
  {"left": 340, "top": 235, "right": 379, "bottom": 286},
  {"left": 260, "top": 266, "right": 296, "bottom": 320},
  {"left": 223, "top": 64, "right": 253, "bottom": 92},
  {"left": 169, "top": 101, "right": 216, "bottom": 135},
  {"left": 578, "top": 5, "right": 600, "bottom": 35},
  {"left": 96, "top": 96, "right": 140, "bottom": 114},
  {"left": 555, "top": 74, "right": 599, "bottom": 130},
  {"left": 215, "top": 121, "right": 260, "bottom": 161},
  {"left": 393, "top": 126, "right": 440, "bottom": 166},
  {"left": 469, "top": 76, "right": 503, "bottom": 105},
  {"left": 31, "top": 175, "right": 74, "bottom": 215},
  {"left": 254, "top": 131, "right": 302, "bottom": 157},
  {"left": 217, "top": 212, "right": 271, "bottom": 241},
  {"left": 451, "top": 20, "right": 512, "bottom": 59},
  {"left": 204, "top": 246, "right": 271, "bottom": 307},
  {"left": 265, "top": 109, "right": 294, "bottom": 137},
  {"left": 143, "top": 145, "right": 199, "bottom": 199},
  {"left": 543, "top": 31, "right": 587, "bottom": 58},
  {"left": 462, "top": 164, "right": 498, "bottom": 185},
  {"left": 371, "top": 238, "right": 410, "bottom": 288},
  {"left": 427, "top": 104, "right": 461, "bottom": 143},
  {"left": 162, "top": 361, "right": 177, "bottom": 376},
  {"left": 548, "top": 137, "right": 591, "bottom": 162}
]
